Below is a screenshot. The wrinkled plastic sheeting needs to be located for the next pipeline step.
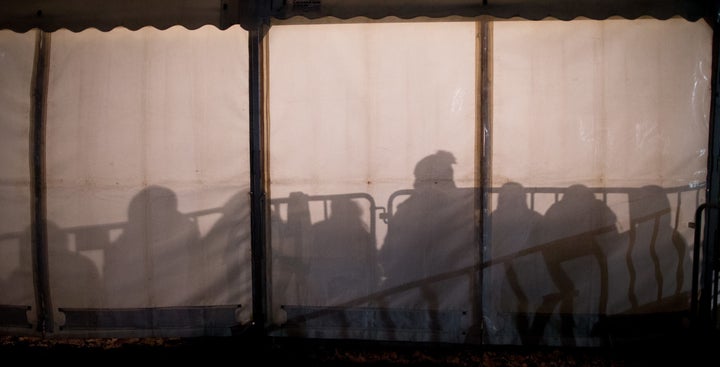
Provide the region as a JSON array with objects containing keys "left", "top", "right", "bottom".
[
  {"left": 44, "top": 25, "right": 251, "bottom": 336},
  {"left": 0, "top": 30, "right": 36, "bottom": 332},
  {"left": 486, "top": 18, "right": 712, "bottom": 346}
]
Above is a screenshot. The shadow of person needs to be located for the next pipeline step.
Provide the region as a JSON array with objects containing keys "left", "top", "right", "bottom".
[
  {"left": 270, "top": 191, "right": 315, "bottom": 329},
  {"left": 197, "top": 191, "right": 251, "bottom": 306},
  {"left": 378, "top": 151, "right": 476, "bottom": 340},
  {"left": 303, "top": 197, "right": 380, "bottom": 339},
  {"left": 308, "top": 197, "right": 379, "bottom": 306},
  {"left": 45, "top": 221, "right": 102, "bottom": 309},
  {"left": 104, "top": 186, "right": 200, "bottom": 307},
  {"left": 627, "top": 185, "right": 690, "bottom": 311},
  {"left": 530, "top": 184, "right": 618, "bottom": 346},
  {"left": 4, "top": 222, "right": 101, "bottom": 326},
  {"left": 2, "top": 228, "right": 36, "bottom": 308},
  {"left": 486, "top": 182, "right": 543, "bottom": 344}
]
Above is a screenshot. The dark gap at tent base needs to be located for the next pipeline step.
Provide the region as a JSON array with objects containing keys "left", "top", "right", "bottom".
[
  {"left": 0, "top": 305, "right": 32, "bottom": 329},
  {"left": 58, "top": 305, "right": 240, "bottom": 331}
]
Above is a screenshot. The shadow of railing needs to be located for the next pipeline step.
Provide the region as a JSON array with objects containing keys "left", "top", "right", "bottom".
[
  {"left": 0, "top": 206, "right": 226, "bottom": 248},
  {"left": 0, "top": 206, "right": 238, "bottom": 333},
  {"left": 0, "top": 183, "right": 707, "bottom": 340},
  {"left": 269, "top": 192, "right": 380, "bottom": 242},
  {"left": 272, "top": 184, "right": 705, "bottom": 343}
]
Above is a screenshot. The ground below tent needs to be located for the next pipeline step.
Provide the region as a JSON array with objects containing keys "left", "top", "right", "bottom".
[{"left": 1, "top": 331, "right": 718, "bottom": 366}]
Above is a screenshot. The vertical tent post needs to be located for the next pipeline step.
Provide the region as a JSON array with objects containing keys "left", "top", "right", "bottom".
[
  {"left": 30, "top": 30, "right": 53, "bottom": 335},
  {"left": 694, "top": 5, "right": 720, "bottom": 334},
  {"left": 702, "top": 7, "right": 720, "bottom": 332},
  {"left": 248, "top": 7, "right": 269, "bottom": 336},
  {"left": 476, "top": 17, "right": 492, "bottom": 344}
]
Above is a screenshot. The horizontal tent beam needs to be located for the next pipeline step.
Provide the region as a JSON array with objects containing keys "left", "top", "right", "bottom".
[
  {"left": 273, "top": 0, "right": 711, "bottom": 21},
  {"left": 0, "top": 0, "right": 712, "bottom": 32},
  {"left": 0, "top": 0, "right": 251, "bottom": 32}
]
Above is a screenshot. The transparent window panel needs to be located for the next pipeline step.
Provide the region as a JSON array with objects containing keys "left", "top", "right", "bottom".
[
  {"left": 45, "top": 26, "right": 251, "bottom": 336},
  {"left": 487, "top": 18, "right": 712, "bottom": 346},
  {"left": 0, "top": 30, "right": 36, "bottom": 331},
  {"left": 268, "top": 21, "right": 479, "bottom": 342}
]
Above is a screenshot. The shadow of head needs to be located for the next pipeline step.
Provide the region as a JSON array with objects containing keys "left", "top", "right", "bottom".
[{"left": 413, "top": 150, "right": 457, "bottom": 190}]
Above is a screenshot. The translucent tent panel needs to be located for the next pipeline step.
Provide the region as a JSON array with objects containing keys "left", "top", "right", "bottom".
[
  {"left": 268, "top": 22, "right": 479, "bottom": 342},
  {"left": 0, "top": 30, "right": 36, "bottom": 331},
  {"left": 486, "top": 18, "right": 712, "bottom": 346},
  {"left": 44, "top": 25, "right": 251, "bottom": 336}
]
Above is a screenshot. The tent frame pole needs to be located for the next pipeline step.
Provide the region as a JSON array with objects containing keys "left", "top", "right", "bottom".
[
  {"left": 699, "top": 6, "right": 720, "bottom": 333},
  {"left": 30, "top": 30, "right": 53, "bottom": 335},
  {"left": 249, "top": 16, "right": 270, "bottom": 336}
]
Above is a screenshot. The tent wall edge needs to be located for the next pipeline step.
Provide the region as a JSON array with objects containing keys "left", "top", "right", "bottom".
[
  {"left": 2, "top": 0, "right": 718, "bottom": 340},
  {"left": 0, "top": 0, "right": 714, "bottom": 32},
  {"left": 701, "top": 5, "right": 720, "bottom": 332},
  {"left": 0, "top": 0, "right": 254, "bottom": 32},
  {"left": 272, "top": 1, "right": 711, "bottom": 22}
]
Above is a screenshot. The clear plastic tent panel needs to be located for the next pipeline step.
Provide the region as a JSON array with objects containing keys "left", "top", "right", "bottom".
[
  {"left": 0, "top": 30, "right": 36, "bottom": 331},
  {"left": 268, "top": 22, "right": 479, "bottom": 342},
  {"left": 486, "top": 18, "right": 711, "bottom": 346},
  {"left": 44, "top": 25, "right": 251, "bottom": 336}
]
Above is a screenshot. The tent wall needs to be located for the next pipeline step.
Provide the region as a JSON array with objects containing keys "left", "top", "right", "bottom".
[
  {"left": 0, "top": 25, "right": 252, "bottom": 338},
  {"left": 267, "top": 22, "right": 478, "bottom": 342},
  {"left": 0, "top": 1, "right": 718, "bottom": 346},
  {"left": 487, "top": 18, "right": 711, "bottom": 345},
  {"left": 259, "top": 17, "right": 712, "bottom": 346},
  {"left": 0, "top": 30, "right": 36, "bottom": 333}
]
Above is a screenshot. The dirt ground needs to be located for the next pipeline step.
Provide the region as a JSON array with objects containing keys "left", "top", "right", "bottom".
[{"left": 1, "top": 332, "right": 718, "bottom": 366}]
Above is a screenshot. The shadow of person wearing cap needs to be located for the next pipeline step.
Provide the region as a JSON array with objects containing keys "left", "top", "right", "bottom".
[{"left": 378, "top": 151, "right": 476, "bottom": 341}]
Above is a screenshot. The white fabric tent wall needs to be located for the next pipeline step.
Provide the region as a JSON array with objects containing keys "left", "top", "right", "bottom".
[
  {"left": 266, "top": 17, "right": 712, "bottom": 345},
  {"left": 487, "top": 18, "right": 711, "bottom": 345},
  {"left": 268, "top": 22, "right": 478, "bottom": 342},
  {"left": 268, "top": 21, "right": 477, "bottom": 250},
  {"left": 0, "top": 25, "right": 252, "bottom": 337},
  {"left": 0, "top": 30, "right": 36, "bottom": 331},
  {"left": 0, "top": 15, "right": 714, "bottom": 345},
  {"left": 46, "top": 25, "right": 252, "bottom": 336},
  {"left": 492, "top": 18, "right": 710, "bottom": 189}
]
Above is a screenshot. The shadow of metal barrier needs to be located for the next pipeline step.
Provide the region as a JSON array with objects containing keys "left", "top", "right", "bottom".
[
  {"left": 270, "top": 184, "right": 705, "bottom": 345},
  {"left": 0, "top": 184, "right": 709, "bottom": 342},
  {"left": 0, "top": 206, "right": 243, "bottom": 336}
]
